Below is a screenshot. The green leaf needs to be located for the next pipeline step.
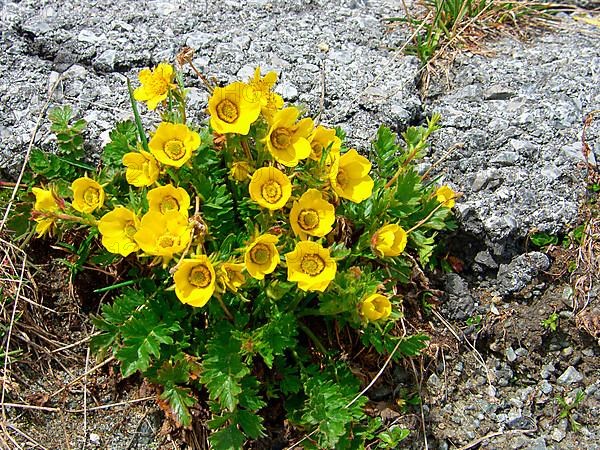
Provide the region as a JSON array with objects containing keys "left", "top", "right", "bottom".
[
  {"left": 236, "top": 410, "right": 265, "bottom": 439},
  {"left": 101, "top": 120, "right": 138, "bottom": 170},
  {"left": 209, "top": 424, "right": 246, "bottom": 450},
  {"left": 48, "top": 105, "right": 73, "bottom": 129},
  {"left": 127, "top": 78, "right": 149, "bottom": 151},
  {"left": 117, "top": 318, "right": 179, "bottom": 377},
  {"left": 160, "top": 385, "right": 196, "bottom": 427},
  {"left": 201, "top": 328, "right": 250, "bottom": 411},
  {"left": 530, "top": 232, "right": 558, "bottom": 248}
]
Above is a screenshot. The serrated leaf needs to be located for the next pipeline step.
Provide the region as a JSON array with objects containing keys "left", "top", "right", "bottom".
[
  {"left": 201, "top": 329, "right": 250, "bottom": 411},
  {"left": 118, "top": 320, "right": 177, "bottom": 377},
  {"left": 102, "top": 120, "right": 138, "bottom": 169},
  {"left": 209, "top": 424, "right": 246, "bottom": 450},
  {"left": 397, "top": 334, "right": 429, "bottom": 357},
  {"left": 236, "top": 410, "right": 265, "bottom": 439},
  {"left": 160, "top": 385, "right": 196, "bottom": 427}
]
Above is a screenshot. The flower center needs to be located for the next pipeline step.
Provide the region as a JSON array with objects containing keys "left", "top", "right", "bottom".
[
  {"left": 189, "top": 264, "right": 212, "bottom": 288},
  {"left": 157, "top": 234, "right": 176, "bottom": 248},
  {"left": 336, "top": 168, "right": 348, "bottom": 188},
  {"left": 124, "top": 221, "right": 137, "bottom": 238},
  {"left": 216, "top": 99, "right": 239, "bottom": 123},
  {"left": 83, "top": 187, "right": 100, "bottom": 206},
  {"left": 298, "top": 209, "right": 319, "bottom": 231},
  {"left": 250, "top": 243, "right": 271, "bottom": 265},
  {"left": 261, "top": 180, "right": 283, "bottom": 204},
  {"left": 300, "top": 254, "right": 325, "bottom": 276},
  {"left": 270, "top": 128, "right": 292, "bottom": 150},
  {"left": 159, "top": 195, "right": 180, "bottom": 214},
  {"left": 149, "top": 76, "right": 168, "bottom": 95},
  {"left": 163, "top": 140, "right": 186, "bottom": 161}
]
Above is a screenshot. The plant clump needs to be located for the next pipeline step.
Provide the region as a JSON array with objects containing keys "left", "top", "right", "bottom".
[{"left": 22, "top": 56, "right": 457, "bottom": 449}]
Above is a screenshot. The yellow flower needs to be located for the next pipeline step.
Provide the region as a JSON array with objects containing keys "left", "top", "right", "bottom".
[
  {"left": 32, "top": 187, "right": 59, "bottom": 236},
  {"left": 71, "top": 177, "right": 105, "bottom": 213},
  {"left": 264, "top": 107, "right": 313, "bottom": 167},
  {"left": 308, "top": 125, "right": 341, "bottom": 161},
  {"left": 435, "top": 185, "right": 456, "bottom": 208},
  {"left": 122, "top": 150, "right": 160, "bottom": 187},
  {"left": 329, "top": 149, "right": 373, "bottom": 203},
  {"left": 98, "top": 207, "right": 140, "bottom": 256},
  {"left": 248, "top": 166, "right": 292, "bottom": 210},
  {"left": 248, "top": 67, "right": 284, "bottom": 119},
  {"left": 133, "top": 211, "right": 190, "bottom": 264},
  {"left": 360, "top": 293, "right": 392, "bottom": 321},
  {"left": 244, "top": 234, "right": 280, "bottom": 280},
  {"left": 147, "top": 184, "right": 190, "bottom": 216},
  {"left": 133, "top": 63, "right": 176, "bottom": 110},
  {"left": 208, "top": 81, "right": 261, "bottom": 135},
  {"left": 289, "top": 189, "right": 335, "bottom": 240},
  {"left": 218, "top": 262, "right": 246, "bottom": 293},
  {"left": 173, "top": 256, "right": 216, "bottom": 307},
  {"left": 285, "top": 241, "right": 336, "bottom": 292},
  {"left": 148, "top": 122, "right": 200, "bottom": 167},
  {"left": 371, "top": 224, "right": 407, "bottom": 257},
  {"left": 230, "top": 161, "right": 253, "bottom": 182}
]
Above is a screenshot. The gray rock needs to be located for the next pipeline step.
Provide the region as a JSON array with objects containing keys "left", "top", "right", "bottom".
[
  {"left": 427, "top": 32, "right": 596, "bottom": 258},
  {"left": 540, "top": 380, "right": 553, "bottom": 395},
  {"left": 506, "top": 346, "right": 517, "bottom": 362},
  {"left": 93, "top": 50, "right": 117, "bottom": 72},
  {"left": 496, "top": 252, "right": 550, "bottom": 295},
  {"left": 525, "top": 437, "right": 547, "bottom": 450},
  {"left": 551, "top": 427, "right": 566, "bottom": 442},
  {"left": 491, "top": 151, "right": 519, "bottom": 166},
  {"left": 557, "top": 366, "right": 584, "bottom": 385},
  {"left": 443, "top": 273, "right": 476, "bottom": 321}
]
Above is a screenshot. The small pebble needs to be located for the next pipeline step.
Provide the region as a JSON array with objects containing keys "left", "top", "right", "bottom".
[
  {"left": 89, "top": 433, "right": 100, "bottom": 445},
  {"left": 506, "top": 346, "right": 517, "bottom": 362},
  {"left": 557, "top": 366, "right": 583, "bottom": 385}
]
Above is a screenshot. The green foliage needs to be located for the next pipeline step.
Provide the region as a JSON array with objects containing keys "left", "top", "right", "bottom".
[
  {"left": 530, "top": 231, "right": 558, "bottom": 248},
  {"left": 297, "top": 365, "right": 367, "bottom": 449},
  {"left": 27, "top": 65, "right": 457, "bottom": 448},
  {"left": 377, "top": 425, "right": 410, "bottom": 448},
  {"left": 541, "top": 312, "right": 559, "bottom": 332},
  {"left": 556, "top": 390, "right": 585, "bottom": 432},
  {"left": 101, "top": 120, "right": 138, "bottom": 171},
  {"left": 388, "top": 1, "right": 554, "bottom": 66}
]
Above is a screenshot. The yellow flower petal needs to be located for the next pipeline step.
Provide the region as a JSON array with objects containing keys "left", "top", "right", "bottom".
[
  {"left": 248, "top": 166, "right": 292, "bottom": 210},
  {"left": 244, "top": 234, "right": 280, "bottom": 280},
  {"left": 435, "top": 185, "right": 456, "bottom": 208},
  {"left": 289, "top": 189, "right": 335, "bottom": 240},
  {"left": 208, "top": 82, "right": 261, "bottom": 135},
  {"left": 360, "top": 293, "right": 392, "bottom": 321},
  {"left": 148, "top": 122, "right": 200, "bottom": 167},
  {"left": 330, "top": 149, "right": 373, "bottom": 203},
  {"left": 98, "top": 207, "right": 140, "bottom": 256},
  {"left": 71, "top": 177, "right": 105, "bottom": 213},
  {"left": 174, "top": 256, "right": 216, "bottom": 307},
  {"left": 146, "top": 184, "right": 190, "bottom": 216},
  {"left": 285, "top": 241, "right": 336, "bottom": 292},
  {"left": 122, "top": 150, "right": 160, "bottom": 187},
  {"left": 371, "top": 224, "right": 407, "bottom": 257},
  {"left": 133, "top": 210, "right": 191, "bottom": 265},
  {"left": 264, "top": 107, "right": 313, "bottom": 167},
  {"left": 133, "top": 63, "right": 176, "bottom": 110}
]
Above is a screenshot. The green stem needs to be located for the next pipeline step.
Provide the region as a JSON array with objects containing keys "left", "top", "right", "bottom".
[
  {"left": 93, "top": 279, "right": 140, "bottom": 293},
  {"left": 298, "top": 322, "right": 328, "bottom": 355},
  {"left": 126, "top": 78, "right": 149, "bottom": 151}
]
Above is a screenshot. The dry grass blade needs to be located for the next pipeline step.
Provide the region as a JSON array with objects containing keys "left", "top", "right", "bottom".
[{"left": 0, "top": 239, "right": 30, "bottom": 447}]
